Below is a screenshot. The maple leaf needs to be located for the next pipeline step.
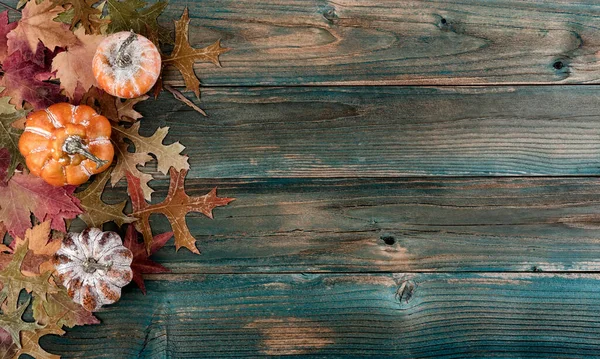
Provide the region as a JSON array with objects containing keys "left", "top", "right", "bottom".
[
  {"left": 6, "top": 0, "right": 77, "bottom": 53},
  {"left": 0, "top": 11, "right": 17, "bottom": 63},
  {"left": 51, "top": 27, "right": 104, "bottom": 99},
  {"left": 123, "top": 224, "right": 171, "bottom": 294},
  {"left": 127, "top": 168, "right": 234, "bottom": 254},
  {"left": 0, "top": 297, "right": 42, "bottom": 349},
  {"left": 111, "top": 122, "right": 189, "bottom": 201},
  {"left": 75, "top": 169, "right": 136, "bottom": 227},
  {"left": 15, "top": 326, "right": 63, "bottom": 359},
  {"left": 1, "top": 41, "right": 69, "bottom": 110},
  {"left": 50, "top": 0, "right": 108, "bottom": 34},
  {"left": 0, "top": 173, "right": 82, "bottom": 239},
  {"left": 163, "top": 7, "right": 229, "bottom": 97},
  {"left": 32, "top": 287, "right": 99, "bottom": 328},
  {"left": 106, "top": 0, "right": 171, "bottom": 44},
  {"left": 0, "top": 97, "right": 29, "bottom": 178},
  {"left": 9, "top": 221, "right": 62, "bottom": 275}
]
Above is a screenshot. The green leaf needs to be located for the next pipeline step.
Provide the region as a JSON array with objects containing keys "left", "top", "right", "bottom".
[
  {"left": 0, "top": 296, "right": 42, "bottom": 349},
  {"left": 106, "top": 0, "right": 172, "bottom": 44}
]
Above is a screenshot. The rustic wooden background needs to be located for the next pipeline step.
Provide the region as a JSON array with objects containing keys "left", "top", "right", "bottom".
[{"left": 28, "top": 0, "right": 600, "bottom": 357}]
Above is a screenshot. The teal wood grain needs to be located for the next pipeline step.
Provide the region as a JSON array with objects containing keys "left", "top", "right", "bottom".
[
  {"left": 6, "top": 0, "right": 600, "bottom": 85},
  {"left": 86, "top": 176, "right": 600, "bottom": 273},
  {"left": 135, "top": 86, "right": 600, "bottom": 177},
  {"left": 40, "top": 273, "right": 600, "bottom": 358},
  {"left": 159, "top": 0, "right": 600, "bottom": 85}
]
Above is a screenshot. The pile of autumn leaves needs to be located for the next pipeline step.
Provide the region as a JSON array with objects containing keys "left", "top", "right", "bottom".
[{"left": 0, "top": 0, "right": 232, "bottom": 357}]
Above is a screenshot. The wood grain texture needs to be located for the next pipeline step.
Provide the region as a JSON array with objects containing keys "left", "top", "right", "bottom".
[
  {"left": 85, "top": 176, "right": 600, "bottom": 273},
  {"left": 154, "top": 0, "right": 600, "bottom": 86},
  {"left": 136, "top": 85, "right": 600, "bottom": 177},
  {"left": 40, "top": 273, "right": 600, "bottom": 358}
]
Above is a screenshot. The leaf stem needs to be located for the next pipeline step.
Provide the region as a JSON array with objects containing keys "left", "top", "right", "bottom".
[{"left": 0, "top": 1, "right": 20, "bottom": 13}]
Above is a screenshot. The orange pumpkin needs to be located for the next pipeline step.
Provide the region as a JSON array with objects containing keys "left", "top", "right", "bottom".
[
  {"left": 18, "top": 103, "right": 114, "bottom": 186},
  {"left": 92, "top": 31, "right": 161, "bottom": 99}
]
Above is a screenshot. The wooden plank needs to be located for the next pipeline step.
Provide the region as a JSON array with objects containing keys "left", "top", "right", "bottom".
[
  {"left": 6, "top": 0, "right": 600, "bottom": 85},
  {"left": 91, "top": 177, "right": 600, "bottom": 273},
  {"left": 153, "top": 0, "right": 600, "bottom": 86},
  {"left": 137, "top": 85, "right": 600, "bottom": 177},
  {"left": 40, "top": 273, "right": 600, "bottom": 358}
]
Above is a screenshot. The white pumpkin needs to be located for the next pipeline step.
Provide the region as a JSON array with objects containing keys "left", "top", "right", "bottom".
[{"left": 54, "top": 228, "right": 133, "bottom": 312}]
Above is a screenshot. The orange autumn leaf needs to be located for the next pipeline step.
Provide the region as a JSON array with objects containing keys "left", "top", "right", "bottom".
[
  {"left": 126, "top": 168, "right": 234, "bottom": 254},
  {"left": 52, "top": 26, "right": 104, "bottom": 99},
  {"left": 10, "top": 221, "right": 61, "bottom": 275},
  {"left": 163, "top": 7, "right": 229, "bottom": 97}
]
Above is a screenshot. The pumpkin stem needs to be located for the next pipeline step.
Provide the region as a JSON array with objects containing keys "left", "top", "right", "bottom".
[
  {"left": 63, "top": 136, "right": 108, "bottom": 169},
  {"left": 114, "top": 31, "right": 137, "bottom": 68},
  {"left": 82, "top": 257, "right": 112, "bottom": 273}
]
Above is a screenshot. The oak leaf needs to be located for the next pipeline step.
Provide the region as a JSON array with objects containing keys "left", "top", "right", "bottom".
[
  {"left": 106, "top": 0, "right": 171, "bottom": 44},
  {"left": 116, "top": 95, "right": 149, "bottom": 122},
  {"left": 0, "top": 11, "right": 17, "bottom": 63},
  {"left": 80, "top": 86, "right": 148, "bottom": 122},
  {"left": 32, "top": 287, "right": 100, "bottom": 328},
  {"left": 127, "top": 168, "right": 234, "bottom": 254},
  {"left": 51, "top": 26, "right": 104, "bottom": 99},
  {"left": 0, "top": 240, "right": 57, "bottom": 307},
  {"left": 123, "top": 224, "right": 171, "bottom": 294},
  {"left": 111, "top": 122, "right": 189, "bottom": 201},
  {"left": 0, "top": 96, "right": 29, "bottom": 178},
  {"left": 0, "top": 297, "right": 42, "bottom": 349},
  {"left": 50, "top": 0, "right": 108, "bottom": 34},
  {"left": 0, "top": 173, "right": 82, "bottom": 239},
  {"left": 75, "top": 169, "right": 136, "bottom": 227},
  {"left": 112, "top": 138, "right": 154, "bottom": 200},
  {"left": 164, "top": 8, "right": 229, "bottom": 97},
  {"left": 14, "top": 326, "right": 63, "bottom": 359},
  {"left": 1, "top": 41, "right": 69, "bottom": 110},
  {"left": 7, "top": 0, "right": 77, "bottom": 53}
]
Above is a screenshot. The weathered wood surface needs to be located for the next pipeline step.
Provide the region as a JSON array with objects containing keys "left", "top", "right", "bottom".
[
  {"left": 91, "top": 176, "right": 600, "bottom": 273},
  {"left": 40, "top": 273, "right": 600, "bottom": 358},
  {"left": 139, "top": 86, "right": 600, "bottom": 177},
  {"left": 156, "top": 0, "right": 600, "bottom": 86}
]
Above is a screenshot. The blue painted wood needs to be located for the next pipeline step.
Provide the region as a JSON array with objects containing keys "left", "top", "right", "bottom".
[
  {"left": 135, "top": 86, "right": 600, "bottom": 177},
  {"left": 39, "top": 273, "right": 600, "bottom": 358},
  {"left": 85, "top": 176, "right": 600, "bottom": 273},
  {"left": 157, "top": 0, "right": 600, "bottom": 86}
]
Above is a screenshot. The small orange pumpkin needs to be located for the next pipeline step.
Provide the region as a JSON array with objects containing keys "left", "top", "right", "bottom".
[
  {"left": 92, "top": 31, "right": 161, "bottom": 99},
  {"left": 18, "top": 103, "right": 113, "bottom": 186}
]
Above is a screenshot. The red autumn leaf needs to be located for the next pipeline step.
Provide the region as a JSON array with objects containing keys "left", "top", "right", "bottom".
[
  {"left": 127, "top": 168, "right": 235, "bottom": 254},
  {"left": 0, "top": 173, "right": 82, "bottom": 239},
  {"left": 0, "top": 11, "right": 17, "bottom": 63},
  {"left": 1, "top": 41, "right": 68, "bottom": 110},
  {"left": 123, "top": 224, "right": 172, "bottom": 294}
]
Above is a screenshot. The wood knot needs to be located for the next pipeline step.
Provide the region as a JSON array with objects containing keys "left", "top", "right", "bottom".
[
  {"left": 395, "top": 279, "right": 416, "bottom": 307},
  {"left": 322, "top": 6, "right": 338, "bottom": 23},
  {"left": 438, "top": 16, "right": 452, "bottom": 31},
  {"left": 380, "top": 234, "right": 396, "bottom": 246}
]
